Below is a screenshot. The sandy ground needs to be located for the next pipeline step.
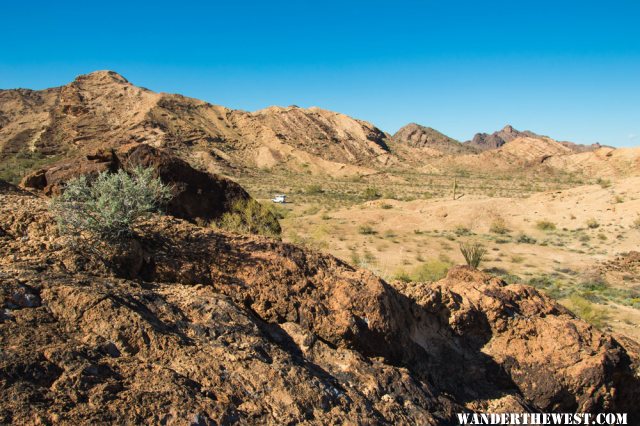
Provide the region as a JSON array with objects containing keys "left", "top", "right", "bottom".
[{"left": 279, "top": 177, "right": 640, "bottom": 340}]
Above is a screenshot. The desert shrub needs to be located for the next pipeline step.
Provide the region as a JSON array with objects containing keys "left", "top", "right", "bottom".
[
  {"left": 596, "top": 177, "right": 611, "bottom": 188},
  {"left": 214, "top": 199, "right": 282, "bottom": 237},
  {"left": 459, "top": 242, "right": 487, "bottom": 269},
  {"left": 0, "top": 151, "right": 61, "bottom": 184},
  {"left": 358, "top": 225, "right": 377, "bottom": 235},
  {"left": 303, "top": 184, "right": 324, "bottom": 195},
  {"left": 489, "top": 217, "right": 509, "bottom": 234},
  {"left": 380, "top": 203, "right": 393, "bottom": 209},
  {"left": 393, "top": 259, "right": 451, "bottom": 283},
  {"left": 633, "top": 216, "right": 640, "bottom": 229},
  {"left": 586, "top": 218, "right": 600, "bottom": 229},
  {"left": 50, "top": 167, "right": 172, "bottom": 242},
  {"left": 363, "top": 186, "right": 381, "bottom": 200},
  {"left": 535, "top": 219, "right": 556, "bottom": 231},
  {"left": 412, "top": 260, "right": 451, "bottom": 282},
  {"left": 564, "top": 294, "right": 609, "bottom": 329},
  {"left": 516, "top": 233, "right": 536, "bottom": 244},
  {"left": 454, "top": 225, "right": 472, "bottom": 236}
]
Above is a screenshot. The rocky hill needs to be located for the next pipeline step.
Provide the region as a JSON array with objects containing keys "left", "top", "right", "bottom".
[
  {"left": 1, "top": 169, "right": 639, "bottom": 423},
  {"left": 2, "top": 71, "right": 638, "bottom": 182},
  {"left": 392, "top": 123, "right": 473, "bottom": 154},
  {"left": 0, "top": 71, "right": 392, "bottom": 180}
]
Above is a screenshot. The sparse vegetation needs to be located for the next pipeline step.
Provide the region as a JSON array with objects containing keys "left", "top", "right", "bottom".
[
  {"left": 363, "top": 186, "right": 381, "bottom": 200},
  {"left": 564, "top": 294, "right": 610, "bottom": 329},
  {"left": 490, "top": 217, "right": 509, "bottom": 234},
  {"left": 358, "top": 224, "right": 377, "bottom": 235},
  {"left": 213, "top": 198, "right": 282, "bottom": 238},
  {"left": 586, "top": 218, "right": 600, "bottom": 229},
  {"left": 303, "top": 184, "right": 324, "bottom": 195},
  {"left": 536, "top": 220, "right": 556, "bottom": 231},
  {"left": 394, "top": 259, "right": 452, "bottom": 283},
  {"left": 459, "top": 242, "right": 487, "bottom": 268},
  {"left": 516, "top": 233, "right": 537, "bottom": 244},
  {"left": 50, "top": 167, "right": 172, "bottom": 242}
]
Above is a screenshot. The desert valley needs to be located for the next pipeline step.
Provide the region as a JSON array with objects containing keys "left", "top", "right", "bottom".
[{"left": 1, "top": 71, "right": 640, "bottom": 424}]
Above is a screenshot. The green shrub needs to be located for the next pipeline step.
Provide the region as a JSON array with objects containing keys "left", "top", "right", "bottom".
[
  {"left": 50, "top": 167, "right": 172, "bottom": 242},
  {"left": 214, "top": 199, "right": 282, "bottom": 237},
  {"left": 412, "top": 260, "right": 451, "bottom": 282},
  {"left": 459, "top": 242, "right": 487, "bottom": 268},
  {"left": 393, "top": 259, "right": 451, "bottom": 283},
  {"left": 536, "top": 220, "right": 556, "bottom": 231},
  {"left": 564, "top": 294, "right": 609, "bottom": 329}
]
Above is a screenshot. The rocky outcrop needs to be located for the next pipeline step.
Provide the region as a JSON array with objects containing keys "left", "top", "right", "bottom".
[
  {"left": 1, "top": 190, "right": 637, "bottom": 424},
  {"left": 19, "top": 143, "right": 259, "bottom": 226},
  {"left": 392, "top": 123, "right": 470, "bottom": 154},
  {"left": 465, "top": 125, "right": 539, "bottom": 151}
]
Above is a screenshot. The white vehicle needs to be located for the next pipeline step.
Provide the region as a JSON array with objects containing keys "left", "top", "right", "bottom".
[{"left": 272, "top": 194, "right": 287, "bottom": 203}]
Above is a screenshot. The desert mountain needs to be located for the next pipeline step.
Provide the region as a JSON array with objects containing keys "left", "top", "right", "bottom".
[
  {"left": 0, "top": 71, "right": 392, "bottom": 179},
  {"left": 1, "top": 71, "right": 638, "bottom": 182},
  {"left": 391, "top": 123, "right": 476, "bottom": 155},
  {"left": 1, "top": 177, "right": 639, "bottom": 423},
  {"left": 465, "top": 125, "right": 542, "bottom": 151}
]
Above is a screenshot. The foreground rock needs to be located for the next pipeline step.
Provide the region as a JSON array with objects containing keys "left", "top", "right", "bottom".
[
  {"left": 19, "top": 143, "right": 266, "bottom": 227},
  {"left": 1, "top": 187, "right": 638, "bottom": 424}
]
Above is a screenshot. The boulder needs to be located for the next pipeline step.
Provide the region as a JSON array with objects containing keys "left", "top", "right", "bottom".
[{"left": 20, "top": 143, "right": 257, "bottom": 225}]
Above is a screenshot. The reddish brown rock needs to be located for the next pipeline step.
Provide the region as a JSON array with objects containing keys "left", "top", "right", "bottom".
[
  {"left": 1, "top": 190, "right": 638, "bottom": 424},
  {"left": 19, "top": 143, "right": 258, "bottom": 226}
]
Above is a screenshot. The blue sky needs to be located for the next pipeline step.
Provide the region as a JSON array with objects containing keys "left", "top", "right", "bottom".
[{"left": 1, "top": 0, "right": 639, "bottom": 146}]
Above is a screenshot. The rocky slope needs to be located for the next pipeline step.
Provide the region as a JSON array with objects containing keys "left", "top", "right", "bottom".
[
  {"left": 392, "top": 123, "right": 473, "bottom": 155},
  {"left": 0, "top": 71, "right": 392, "bottom": 179},
  {"left": 1, "top": 181, "right": 638, "bottom": 424},
  {"left": 464, "top": 125, "right": 603, "bottom": 154},
  {"left": 3, "top": 71, "right": 638, "bottom": 182}
]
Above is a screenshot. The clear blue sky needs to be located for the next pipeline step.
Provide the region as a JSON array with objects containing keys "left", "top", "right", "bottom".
[{"left": 1, "top": 0, "right": 639, "bottom": 147}]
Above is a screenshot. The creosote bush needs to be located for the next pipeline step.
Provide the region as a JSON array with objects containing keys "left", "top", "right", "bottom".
[
  {"left": 213, "top": 199, "right": 282, "bottom": 238},
  {"left": 50, "top": 167, "right": 172, "bottom": 242},
  {"left": 459, "top": 242, "right": 487, "bottom": 269}
]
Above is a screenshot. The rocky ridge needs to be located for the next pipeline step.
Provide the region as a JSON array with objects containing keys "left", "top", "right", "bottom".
[{"left": 1, "top": 177, "right": 638, "bottom": 424}]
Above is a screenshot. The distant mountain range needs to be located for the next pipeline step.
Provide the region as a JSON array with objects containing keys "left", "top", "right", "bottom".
[{"left": 0, "top": 71, "right": 636, "bottom": 181}]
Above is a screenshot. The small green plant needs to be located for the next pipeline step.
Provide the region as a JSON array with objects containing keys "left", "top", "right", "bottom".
[
  {"left": 596, "top": 177, "right": 611, "bottom": 188},
  {"left": 586, "top": 218, "right": 600, "bottom": 229},
  {"left": 454, "top": 225, "right": 472, "bottom": 236},
  {"left": 358, "top": 224, "right": 377, "bottom": 235},
  {"left": 50, "top": 167, "right": 172, "bottom": 242},
  {"left": 536, "top": 219, "right": 556, "bottom": 231},
  {"left": 459, "top": 242, "right": 487, "bottom": 269},
  {"left": 213, "top": 199, "right": 282, "bottom": 237},
  {"left": 363, "top": 186, "right": 381, "bottom": 200},
  {"left": 489, "top": 217, "right": 509, "bottom": 234},
  {"left": 516, "top": 233, "right": 537, "bottom": 244}
]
